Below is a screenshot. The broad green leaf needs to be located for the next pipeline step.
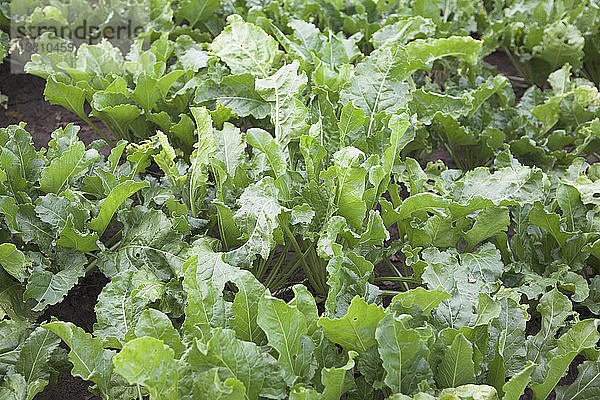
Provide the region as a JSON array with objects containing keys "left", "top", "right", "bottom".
[
  {"left": 134, "top": 309, "right": 185, "bottom": 359},
  {"left": 43, "top": 76, "right": 87, "bottom": 119},
  {"left": 391, "top": 287, "right": 451, "bottom": 314},
  {"left": 289, "top": 285, "right": 319, "bottom": 337},
  {"left": 451, "top": 166, "right": 548, "bottom": 206},
  {"left": 99, "top": 207, "right": 190, "bottom": 280},
  {"left": 229, "top": 270, "right": 267, "bottom": 344},
  {"left": 502, "top": 361, "right": 535, "bottom": 400},
  {"left": 325, "top": 253, "right": 381, "bottom": 318},
  {"left": 526, "top": 289, "right": 573, "bottom": 378},
  {"left": 176, "top": 0, "right": 219, "bottom": 26},
  {"left": 247, "top": 128, "right": 287, "bottom": 178},
  {"left": 224, "top": 177, "right": 283, "bottom": 267},
  {"left": 464, "top": 207, "right": 509, "bottom": 250},
  {"left": 211, "top": 19, "right": 279, "bottom": 77},
  {"left": 321, "top": 351, "right": 357, "bottom": 400},
  {"left": 371, "top": 16, "right": 435, "bottom": 48},
  {"left": 89, "top": 180, "right": 149, "bottom": 235},
  {"left": 113, "top": 336, "right": 180, "bottom": 400},
  {"left": 194, "top": 74, "right": 270, "bottom": 119},
  {"left": 188, "top": 328, "right": 286, "bottom": 400},
  {"left": 436, "top": 333, "right": 475, "bottom": 388},
  {"left": 256, "top": 61, "right": 309, "bottom": 146},
  {"left": 213, "top": 123, "right": 247, "bottom": 179},
  {"left": 34, "top": 193, "right": 89, "bottom": 231},
  {"left": 439, "top": 385, "right": 498, "bottom": 399},
  {"left": 23, "top": 263, "right": 85, "bottom": 312},
  {"left": 43, "top": 321, "right": 115, "bottom": 397},
  {"left": 257, "top": 295, "right": 316, "bottom": 385},
  {"left": 39, "top": 141, "right": 100, "bottom": 194},
  {"left": 14, "top": 327, "right": 60, "bottom": 400},
  {"left": 0, "top": 243, "right": 29, "bottom": 281},
  {"left": 93, "top": 269, "right": 150, "bottom": 347},
  {"left": 319, "top": 296, "right": 385, "bottom": 354},
  {"left": 56, "top": 217, "right": 101, "bottom": 252},
  {"left": 375, "top": 314, "right": 433, "bottom": 394},
  {"left": 182, "top": 256, "right": 230, "bottom": 339},
  {"left": 459, "top": 243, "right": 504, "bottom": 282},
  {"left": 193, "top": 368, "right": 246, "bottom": 400},
  {"left": 528, "top": 202, "right": 571, "bottom": 247},
  {"left": 556, "top": 359, "right": 600, "bottom": 399},
  {"left": 531, "top": 319, "right": 600, "bottom": 400},
  {"left": 188, "top": 107, "right": 215, "bottom": 217},
  {"left": 328, "top": 147, "right": 367, "bottom": 230}
]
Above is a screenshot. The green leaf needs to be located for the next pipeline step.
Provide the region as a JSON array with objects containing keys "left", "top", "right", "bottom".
[
  {"left": 34, "top": 193, "right": 89, "bottom": 231},
  {"left": 528, "top": 202, "right": 571, "bottom": 247},
  {"left": 0, "top": 243, "right": 29, "bottom": 281},
  {"left": 257, "top": 295, "right": 316, "bottom": 385},
  {"left": 188, "top": 107, "right": 215, "bottom": 217},
  {"left": 319, "top": 296, "right": 385, "bottom": 354},
  {"left": 451, "top": 166, "right": 548, "bottom": 206},
  {"left": 526, "top": 289, "right": 573, "bottom": 379},
  {"left": 134, "top": 309, "right": 185, "bottom": 359},
  {"left": 375, "top": 313, "right": 433, "bottom": 394},
  {"left": 188, "top": 328, "right": 286, "bottom": 400},
  {"left": 391, "top": 287, "right": 451, "bottom": 314},
  {"left": 556, "top": 359, "right": 600, "bottom": 399},
  {"left": 89, "top": 180, "right": 149, "bottom": 235},
  {"left": 502, "top": 361, "right": 536, "bottom": 400},
  {"left": 176, "top": 0, "right": 219, "bottom": 26},
  {"left": 328, "top": 147, "right": 367, "bottom": 230},
  {"left": 211, "top": 19, "right": 279, "bottom": 77},
  {"left": 43, "top": 76, "right": 87, "bottom": 119},
  {"left": 93, "top": 269, "right": 150, "bottom": 347},
  {"left": 464, "top": 207, "right": 509, "bottom": 250},
  {"left": 436, "top": 333, "right": 475, "bottom": 388},
  {"left": 182, "top": 256, "right": 230, "bottom": 339},
  {"left": 224, "top": 177, "right": 283, "bottom": 267},
  {"left": 247, "top": 128, "right": 287, "bottom": 178},
  {"left": 193, "top": 368, "right": 246, "bottom": 400},
  {"left": 229, "top": 271, "right": 267, "bottom": 344},
  {"left": 23, "top": 263, "right": 85, "bottom": 312},
  {"left": 195, "top": 74, "right": 270, "bottom": 119},
  {"left": 321, "top": 351, "right": 357, "bottom": 400},
  {"left": 43, "top": 320, "right": 116, "bottom": 397},
  {"left": 56, "top": 217, "right": 101, "bottom": 252},
  {"left": 212, "top": 123, "right": 247, "bottom": 179},
  {"left": 459, "top": 243, "right": 505, "bottom": 282},
  {"left": 531, "top": 319, "right": 600, "bottom": 400},
  {"left": 256, "top": 61, "right": 309, "bottom": 146},
  {"left": 99, "top": 206, "right": 190, "bottom": 280},
  {"left": 39, "top": 141, "right": 100, "bottom": 194},
  {"left": 113, "top": 336, "right": 180, "bottom": 400},
  {"left": 14, "top": 327, "right": 60, "bottom": 400}
]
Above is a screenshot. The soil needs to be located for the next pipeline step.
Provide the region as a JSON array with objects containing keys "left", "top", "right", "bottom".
[
  {"left": 0, "top": 48, "right": 581, "bottom": 399},
  {"left": 0, "top": 63, "right": 113, "bottom": 152}
]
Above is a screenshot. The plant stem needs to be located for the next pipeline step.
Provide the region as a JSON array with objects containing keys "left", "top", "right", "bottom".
[
  {"left": 83, "top": 115, "right": 115, "bottom": 146},
  {"left": 373, "top": 276, "right": 419, "bottom": 283},
  {"left": 381, "top": 289, "right": 402, "bottom": 296},
  {"left": 282, "top": 223, "right": 324, "bottom": 294}
]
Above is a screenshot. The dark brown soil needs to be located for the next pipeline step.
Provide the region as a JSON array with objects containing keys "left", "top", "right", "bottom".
[
  {"left": 484, "top": 49, "right": 528, "bottom": 102},
  {"left": 0, "top": 63, "right": 113, "bottom": 152}
]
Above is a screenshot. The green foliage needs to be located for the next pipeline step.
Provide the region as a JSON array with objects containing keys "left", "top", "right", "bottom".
[{"left": 5, "top": 0, "right": 600, "bottom": 399}]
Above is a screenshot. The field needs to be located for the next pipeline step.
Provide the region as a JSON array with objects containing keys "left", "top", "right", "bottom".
[{"left": 1, "top": 1, "right": 600, "bottom": 399}]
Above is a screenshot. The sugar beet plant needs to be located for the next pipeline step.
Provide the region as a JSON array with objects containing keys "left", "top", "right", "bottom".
[{"left": 3, "top": 0, "right": 600, "bottom": 399}]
